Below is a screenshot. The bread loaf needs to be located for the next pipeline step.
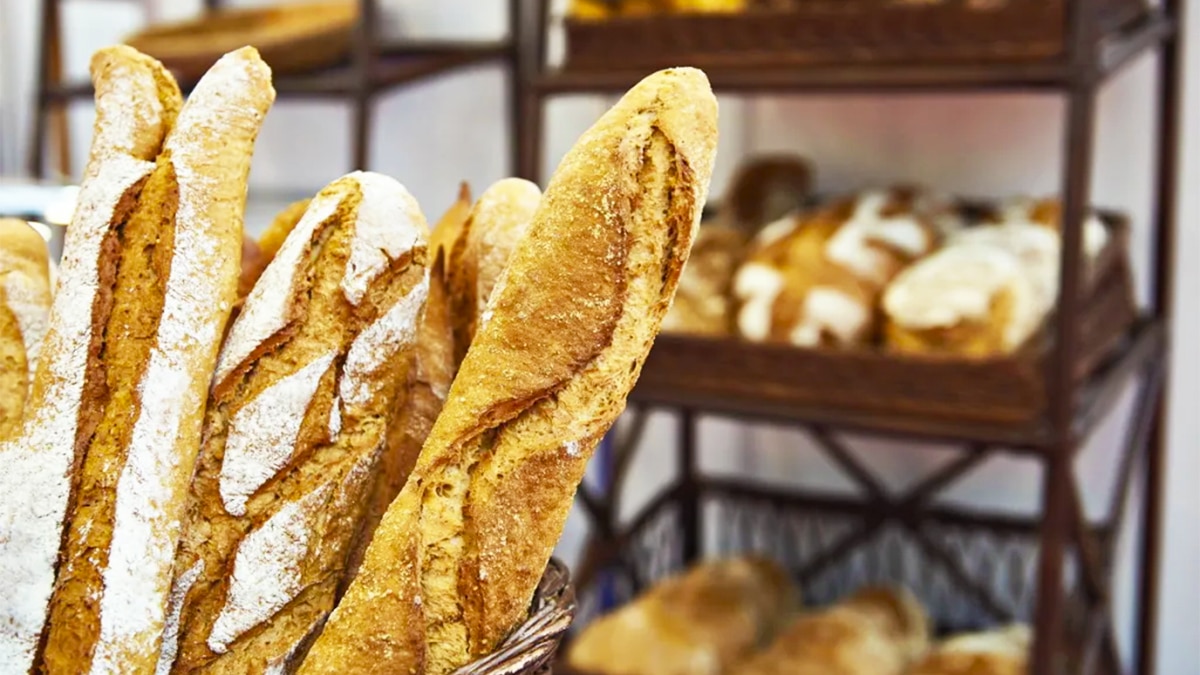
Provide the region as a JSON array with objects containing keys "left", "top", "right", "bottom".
[
  {"left": 448, "top": 178, "right": 541, "bottom": 363},
  {"left": 0, "top": 219, "right": 53, "bottom": 440},
  {"left": 350, "top": 187, "right": 476, "bottom": 585},
  {"left": 567, "top": 557, "right": 796, "bottom": 675},
  {"left": 299, "top": 66, "right": 718, "bottom": 675},
  {"left": 734, "top": 190, "right": 937, "bottom": 348},
  {"left": 0, "top": 45, "right": 273, "bottom": 674},
  {"left": 160, "top": 171, "right": 430, "bottom": 674},
  {"left": 907, "top": 625, "right": 1030, "bottom": 675},
  {"left": 733, "top": 586, "right": 929, "bottom": 675}
]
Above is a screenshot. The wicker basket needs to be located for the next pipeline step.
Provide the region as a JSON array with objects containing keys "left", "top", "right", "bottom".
[
  {"left": 636, "top": 210, "right": 1137, "bottom": 425},
  {"left": 124, "top": 1, "right": 357, "bottom": 82},
  {"left": 564, "top": 0, "right": 1147, "bottom": 70},
  {"left": 455, "top": 559, "right": 577, "bottom": 675}
]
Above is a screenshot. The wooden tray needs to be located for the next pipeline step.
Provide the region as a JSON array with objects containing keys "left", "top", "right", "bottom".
[
  {"left": 637, "top": 212, "right": 1136, "bottom": 425},
  {"left": 124, "top": 1, "right": 357, "bottom": 82},
  {"left": 564, "top": 0, "right": 1147, "bottom": 70}
]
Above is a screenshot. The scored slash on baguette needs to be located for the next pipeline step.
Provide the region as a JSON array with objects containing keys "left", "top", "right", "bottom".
[
  {"left": 161, "top": 171, "right": 430, "bottom": 674},
  {"left": 300, "top": 66, "right": 718, "bottom": 675}
]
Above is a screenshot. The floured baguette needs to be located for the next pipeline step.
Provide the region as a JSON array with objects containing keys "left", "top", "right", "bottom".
[
  {"left": 448, "top": 178, "right": 541, "bottom": 363},
  {"left": 0, "top": 45, "right": 273, "bottom": 674},
  {"left": 350, "top": 188, "right": 476, "bottom": 585},
  {"left": 160, "top": 171, "right": 429, "bottom": 674},
  {"left": 0, "top": 219, "right": 53, "bottom": 440},
  {"left": 300, "top": 66, "right": 718, "bottom": 675}
]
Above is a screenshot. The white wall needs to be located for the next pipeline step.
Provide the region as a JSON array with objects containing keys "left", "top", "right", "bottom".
[{"left": 0, "top": 1, "right": 1195, "bottom": 671}]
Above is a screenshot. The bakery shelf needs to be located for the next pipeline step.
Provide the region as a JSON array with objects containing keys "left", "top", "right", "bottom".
[
  {"left": 533, "top": 11, "right": 1172, "bottom": 95},
  {"left": 42, "top": 41, "right": 511, "bottom": 100},
  {"left": 631, "top": 317, "right": 1164, "bottom": 452}
]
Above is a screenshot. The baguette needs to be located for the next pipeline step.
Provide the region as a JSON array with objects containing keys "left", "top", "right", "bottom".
[
  {"left": 448, "top": 178, "right": 541, "bottom": 363},
  {"left": 300, "top": 66, "right": 718, "bottom": 675},
  {"left": 0, "top": 45, "right": 274, "bottom": 674},
  {"left": 0, "top": 219, "right": 53, "bottom": 440},
  {"left": 0, "top": 45, "right": 181, "bottom": 673},
  {"left": 161, "top": 171, "right": 430, "bottom": 674},
  {"left": 350, "top": 187, "right": 475, "bottom": 585}
]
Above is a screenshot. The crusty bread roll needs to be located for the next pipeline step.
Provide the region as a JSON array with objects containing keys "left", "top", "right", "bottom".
[
  {"left": 159, "top": 171, "right": 430, "bottom": 674},
  {"left": 448, "top": 177, "right": 541, "bottom": 364},
  {"left": 0, "top": 219, "right": 52, "bottom": 440},
  {"left": 0, "top": 45, "right": 273, "bottom": 674},
  {"left": 299, "top": 66, "right": 718, "bottom": 675},
  {"left": 907, "top": 625, "right": 1030, "bottom": 675},
  {"left": 663, "top": 223, "right": 745, "bottom": 336},
  {"left": 733, "top": 586, "right": 929, "bottom": 675},
  {"left": 567, "top": 557, "right": 796, "bottom": 675},
  {"left": 734, "top": 189, "right": 937, "bottom": 348}
]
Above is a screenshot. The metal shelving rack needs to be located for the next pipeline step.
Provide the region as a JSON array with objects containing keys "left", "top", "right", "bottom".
[
  {"left": 516, "top": 2, "right": 1185, "bottom": 674},
  {"left": 29, "top": 0, "right": 526, "bottom": 178}
]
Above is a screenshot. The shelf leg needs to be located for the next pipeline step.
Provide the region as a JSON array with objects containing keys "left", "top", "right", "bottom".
[
  {"left": 1031, "top": 452, "right": 1074, "bottom": 675},
  {"left": 677, "top": 409, "right": 700, "bottom": 566},
  {"left": 29, "top": 0, "right": 58, "bottom": 178},
  {"left": 1135, "top": 0, "right": 1184, "bottom": 670}
]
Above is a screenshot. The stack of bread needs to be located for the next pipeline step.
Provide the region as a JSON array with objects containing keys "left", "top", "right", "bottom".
[
  {"left": 717, "top": 188, "right": 1112, "bottom": 358},
  {"left": 0, "top": 45, "right": 718, "bottom": 674},
  {"left": 568, "top": 558, "right": 1033, "bottom": 675}
]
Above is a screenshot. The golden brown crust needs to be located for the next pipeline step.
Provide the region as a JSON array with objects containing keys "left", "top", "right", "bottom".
[
  {"left": 907, "top": 625, "right": 1030, "bottom": 675},
  {"left": 0, "top": 219, "right": 52, "bottom": 441},
  {"left": 567, "top": 557, "right": 797, "bottom": 675},
  {"left": 300, "top": 66, "right": 717, "bottom": 675},
  {"left": 33, "top": 46, "right": 273, "bottom": 674},
  {"left": 162, "top": 172, "right": 429, "bottom": 675},
  {"left": 732, "top": 586, "right": 928, "bottom": 675},
  {"left": 450, "top": 178, "right": 541, "bottom": 363},
  {"left": 347, "top": 190, "right": 470, "bottom": 587}
]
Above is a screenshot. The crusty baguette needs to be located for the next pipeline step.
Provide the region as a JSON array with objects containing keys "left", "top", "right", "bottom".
[
  {"left": 0, "top": 45, "right": 184, "bottom": 673},
  {"left": 0, "top": 219, "right": 53, "bottom": 440},
  {"left": 448, "top": 178, "right": 541, "bottom": 363},
  {"left": 37, "top": 46, "right": 273, "bottom": 675},
  {"left": 299, "top": 66, "right": 718, "bottom": 675},
  {"left": 348, "top": 188, "right": 475, "bottom": 586},
  {"left": 160, "top": 171, "right": 430, "bottom": 674},
  {"left": 0, "top": 45, "right": 273, "bottom": 674}
]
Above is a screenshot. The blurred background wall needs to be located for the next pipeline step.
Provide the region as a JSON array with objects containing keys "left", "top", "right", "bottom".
[{"left": 0, "top": 1, "right": 1195, "bottom": 671}]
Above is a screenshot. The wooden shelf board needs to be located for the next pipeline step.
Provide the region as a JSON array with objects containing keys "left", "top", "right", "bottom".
[{"left": 630, "top": 317, "right": 1165, "bottom": 452}]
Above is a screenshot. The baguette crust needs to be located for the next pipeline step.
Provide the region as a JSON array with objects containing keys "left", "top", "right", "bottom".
[
  {"left": 161, "top": 172, "right": 429, "bottom": 674},
  {"left": 449, "top": 178, "right": 541, "bottom": 363},
  {"left": 0, "top": 46, "right": 181, "bottom": 673},
  {"left": 350, "top": 189, "right": 475, "bottom": 585},
  {"left": 300, "top": 67, "right": 717, "bottom": 675},
  {"left": 0, "top": 219, "right": 53, "bottom": 440},
  {"left": 38, "top": 47, "right": 275, "bottom": 674}
]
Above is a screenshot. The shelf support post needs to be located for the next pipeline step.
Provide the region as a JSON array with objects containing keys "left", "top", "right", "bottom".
[
  {"left": 1136, "top": 0, "right": 1184, "bottom": 671},
  {"left": 677, "top": 409, "right": 701, "bottom": 566},
  {"left": 349, "top": 0, "right": 379, "bottom": 171}
]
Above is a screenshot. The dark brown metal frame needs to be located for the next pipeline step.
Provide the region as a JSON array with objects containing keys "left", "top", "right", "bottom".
[
  {"left": 29, "top": 0, "right": 528, "bottom": 179},
  {"left": 519, "top": 2, "right": 1184, "bottom": 674}
]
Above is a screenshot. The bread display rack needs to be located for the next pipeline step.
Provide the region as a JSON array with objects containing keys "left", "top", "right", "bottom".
[
  {"left": 514, "top": 2, "right": 1184, "bottom": 674},
  {"left": 28, "top": 0, "right": 524, "bottom": 177}
]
